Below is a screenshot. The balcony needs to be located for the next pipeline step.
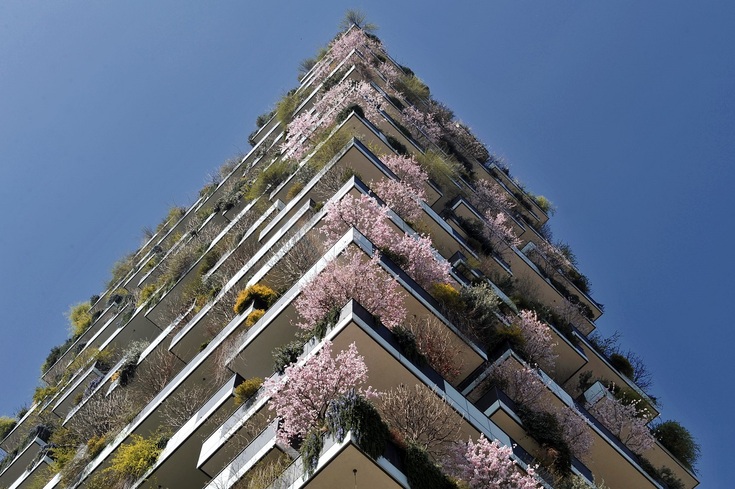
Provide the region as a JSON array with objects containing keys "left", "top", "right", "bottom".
[{"left": 127, "top": 375, "right": 242, "bottom": 489}]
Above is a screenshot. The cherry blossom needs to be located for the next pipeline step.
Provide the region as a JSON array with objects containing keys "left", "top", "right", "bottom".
[
  {"left": 449, "top": 435, "right": 540, "bottom": 489},
  {"left": 484, "top": 211, "right": 522, "bottom": 250},
  {"left": 587, "top": 394, "right": 654, "bottom": 454},
  {"left": 402, "top": 105, "right": 443, "bottom": 143},
  {"left": 294, "top": 248, "right": 406, "bottom": 330},
  {"left": 514, "top": 309, "right": 558, "bottom": 372},
  {"left": 264, "top": 341, "right": 378, "bottom": 442},
  {"left": 393, "top": 233, "right": 451, "bottom": 289}
]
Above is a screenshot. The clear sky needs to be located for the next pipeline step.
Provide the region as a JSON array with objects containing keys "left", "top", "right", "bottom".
[{"left": 1, "top": 2, "right": 731, "bottom": 487}]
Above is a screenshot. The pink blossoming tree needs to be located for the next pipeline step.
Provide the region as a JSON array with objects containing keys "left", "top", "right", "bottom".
[
  {"left": 587, "top": 395, "right": 654, "bottom": 454},
  {"left": 490, "top": 359, "right": 593, "bottom": 460},
  {"left": 402, "top": 105, "right": 443, "bottom": 143},
  {"left": 294, "top": 248, "right": 406, "bottom": 330},
  {"left": 484, "top": 211, "right": 522, "bottom": 250},
  {"left": 282, "top": 79, "right": 384, "bottom": 161},
  {"left": 373, "top": 154, "right": 428, "bottom": 223},
  {"left": 514, "top": 310, "right": 558, "bottom": 372},
  {"left": 264, "top": 341, "right": 377, "bottom": 442},
  {"left": 450, "top": 435, "right": 540, "bottom": 489},
  {"left": 321, "top": 191, "right": 449, "bottom": 290},
  {"left": 473, "top": 178, "right": 515, "bottom": 217}
]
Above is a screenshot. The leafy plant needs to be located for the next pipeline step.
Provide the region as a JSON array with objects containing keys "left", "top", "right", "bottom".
[
  {"left": 69, "top": 302, "right": 93, "bottom": 337},
  {"left": 324, "top": 390, "right": 388, "bottom": 460},
  {"left": 609, "top": 353, "right": 635, "bottom": 378},
  {"left": 299, "top": 429, "right": 323, "bottom": 476},
  {"left": 516, "top": 405, "right": 572, "bottom": 476},
  {"left": 233, "top": 284, "right": 278, "bottom": 314},
  {"left": 0, "top": 416, "right": 16, "bottom": 440},
  {"left": 651, "top": 420, "right": 700, "bottom": 471},
  {"left": 245, "top": 309, "right": 266, "bottom": 328},
  {"left": 106, "top": 433, "right": 166, "bottom": 482},
  {"left": 273, "top": 339, "right": 307, "bottom": 374},
  {"left": 234, "top": 377, "right": 263, "bottom": 406},
  {"left": 404, "top": 444, "right": 456, "bottom": 489}
]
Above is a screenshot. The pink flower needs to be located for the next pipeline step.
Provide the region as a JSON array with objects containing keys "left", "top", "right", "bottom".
[{"left": 264, "top": 341, "right": 378, "bottom": 442}]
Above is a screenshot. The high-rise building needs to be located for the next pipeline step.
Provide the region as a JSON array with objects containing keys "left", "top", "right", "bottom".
[{"left": 0, "top": 24, "right": 699, "bottom": 489}]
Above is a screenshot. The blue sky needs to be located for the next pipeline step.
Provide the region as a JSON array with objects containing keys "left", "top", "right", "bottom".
[{"left": 0, "top": 2, "right": 731, "bottom": 487}]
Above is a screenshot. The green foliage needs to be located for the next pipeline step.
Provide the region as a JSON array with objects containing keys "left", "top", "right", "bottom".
[
  {"left": 396, "top": 75, "right": 430, "bottom": 105},
  {"left": 33, "top": 384, "right": 59, "bottom": 404},
  {"left": 0, "top": 416, "right": 16, "bottom": 440},
  {"left": 392, "top": 326, "right": 426, "bottom": 366},
  {"left": 87, "top": 434, "right": 108, "bottom": 458},
  {"left": 137, "top": 283, "right": 158, "bottom": 308},
  {"left": 305, "top": 131, "right": 351, "bottom": 172},
  {"left": 286, "top": 181, "right": 305, "bottom": 201},
  {"left": 273, "top": 339, "right": 307, "bottom": 374},
  {"left": 339, "top": 9, "right": 378, "bottom": 33},
  {"left": 107, "top": 253, "right": 135, "bottom": 289},
  {"left": 106, "top": 433, "right": 166, "bottom": 482},
  {"left": 484, "top": 324, "right": 526, "bottom": 355},
  {"left": 431, "top": 283, "right": 462, "bottom": 311},
  {"left": 276, "top": 90, "right": 301, "bottom": 127},
  {"left": 312, "top": 307, "right": 341, "bottom": 340},
  {"left": 246, "top": 160, "right": 294, "bottom": 200},
  {"left": 156, "top": 206, "right": 186, "bottom": 233},
  {"left": 416, "top": 150, "right": 460, "bottom": 191},
  {"left": 404, "top": 444, "right": 456, "bottom": 489},
  {"left": 300, "top": 429, "right": 323, "bottom": 476},
  {"left": 385, "top": 134, "right": 408, "bottom": 156},
  {"left": 609, "top": 353, "right": 635, "bottom": 378},
  {"left": 652, "top": 420, "right": 700, "bottom": 471},
  {"left": 531, "top": 194, "right": 555, "bottom": 215},
  {"left": 324, "top": 392, "right": 389, "bottom": 460},
  {"left": 245, "top": 309, "right": 266, "bottom": 328},
  {"left": 234, "top": 377, "right": 263, "bottom": 406},
  {"left": 335, "top": 103, "right": 364, "bottom": 124},
  {"left": 516, "top": 405, "right": 572, "bottom": 476},
  {"left": 256, "top": 109, "right": 275, "bottom": 129},
  {"left": 233, "top": 284, "right": 278, "bottom": 314},
  {"left": 638, "top": 457, "right": 685, "bottom": 489}
]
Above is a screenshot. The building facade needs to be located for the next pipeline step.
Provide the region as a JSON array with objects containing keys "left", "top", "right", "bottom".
[{"left": 0, "top": 25, "right": 698, "bottom": 489}]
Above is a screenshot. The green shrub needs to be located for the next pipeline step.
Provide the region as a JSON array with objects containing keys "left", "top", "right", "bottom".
[
  {"left": 273, "top": 339, "right": 306, "bottom": 374},
  {"left": 0, "top": 416, "right": 16, "bottom": 440},
  {"left": 404, "top": 444, "right": 455, "bottom": 489},
  {"left": 245, "top": 309, "right": 265, "bottom": 328},
  {"left": 256, "top": 109, "right": 276, "bottom": 129},
  {"left": 532, "top": 194, "right": 555, "bottom": 215},
  {"left": 305, "top": 131, "right": 351, "bottom": 172},
  {"left": 233, "top": 284, "right": 278, "bottom": 314},
  {"left": 107, "top": 253, "right": 135, "bottom": 289},
  {"left": 324, "top": 391, "right": 389, "bottom": 460},
  {"left": 312, "top": 307, "right": 341, "bottom": 340},
  {"left": 33, "top": 385, "right": 59, "bottom": 404},
  {"left": 396, "top": 75, "right": 430, "bottom": 105},
  {"left": 137, "top": 283, "right": 158, "bottom": 308},
  {"left": 106, "top": 434, "right": 166, "bottom": 482},
  {"left": 234, "top": 377, "right": 263, "bottom": 406},
  {"left": 246, "top": 160, "right": 294, "bottom": 200},
  {"left": 516, "top": 406, "right": 572, "bottom": 476},
  {"left": 392, "top": 326, "right": 425, "bottom": 366},
  {"left": 276, "top": 90, "right": 301, "bottom": 127},
  {"left": 385, "top": 135, "right": 408, "bottom": 156},
  {"left": 336, "top": 103, "right": 365, "bottom": 124},
  {"left": 416, "top": 150, "right": 460, "bottom": 190},
  {"left": 431, "top": 283, "right": 462, "bottom": 311},
  {"left": 652, "top": 420, "right": 700, "bottom": 471},
  {"left": 285, "top": 181, "right": 305, "bottom": 202},
  {"left": 299, "top": 429, "right": 323, "bottom": 476},
  {"left": 69, "top": 302, "right": 93, "bottom": 337},
  {"left": 609, "top": 353, "right": 635, "bottom": 378}
]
